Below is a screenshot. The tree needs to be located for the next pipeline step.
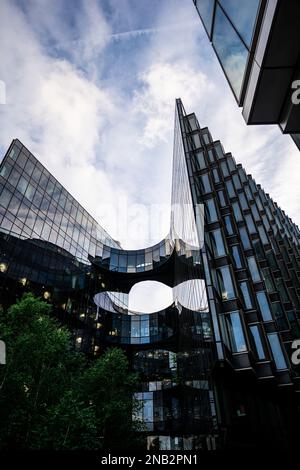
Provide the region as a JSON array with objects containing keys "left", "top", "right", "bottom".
[
  {"left": 80, "top": 347, "right": 144, "bottom": 450},
  {"left": 0, "top": 294, "right": 144, "bottom": 450}
]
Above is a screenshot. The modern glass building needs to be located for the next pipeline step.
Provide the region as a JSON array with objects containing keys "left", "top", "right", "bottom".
[
  {"left": 193, "top": 0, "right": 300, "bottom": 150},
  {"left": 0, "top": 99, "right": 300, "bottom": 449}
]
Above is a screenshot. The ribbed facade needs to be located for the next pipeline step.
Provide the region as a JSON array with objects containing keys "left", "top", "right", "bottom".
[{"left": 0, "top": 100, "right": 299, "bottom": 449}]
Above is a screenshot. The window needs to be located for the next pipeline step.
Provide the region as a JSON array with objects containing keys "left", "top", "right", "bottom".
[
  {"left": 212, "top": 4, "right": 249, "bottom": 99},
  {"left": 134, "top": 392, "right": 153, "bottom": 429},
  {"left": 192, "top": 133, "right": 201, "bottom": 149},
  {"left": 250, "top": 179, "right": 257, "bottom": 195},
  {"left": 267, "top": 333, "right": 287, "bottom": 370},
  {"left": 256, "top": 292, "right": 272, "bottom": 322},
  {"left": 210, "top": 229, "right": 226, "bottom": 257},
  {"left": 25, "top": 183, "right": 35, "bottom": 202},
  {"left": 275, "top": 278, "right": 289, "bottom": 303},
  {"left": 252, "top": 239, "right": 264, "bottom": 261},
  {"left": 41, "top": 222, "right": 51, "bottom": 240},
  {"left": 219, "top": 0, "right": 260, "bottom": 47},
  {"left": 238, "top": 167, "right": 247, "bottom": 183},
  {"left": 7, "top": 195, "right": 21, "bottom": 216},
  {"left": 271, "top": 302, "right": 288, "bottom": 331},
  {"left": 226, "top": 180, "right": 235, "bottom": 198},
  {"left": 195, "top": 0, "right": 215, "bottom": 35},
  {"left": 239, "top": 193, "right": 248, "bottom": 210},
  {"left": 0, "top": 162, "right": 12, "bottom": 179},
  {"left": 232, "top": 201, "right": 242, "bottom": 222},
  {"left": 141, "top": 316, "right": 150, "bottom": 338},
  {"left": 187, "top": 115, "right": 198, "bottom": 131},
  {"left": 266, "top": 250, "right": 278, "bottom": 271},
  {"left": 220, "top": 311, "right": 247, "bottom": 353},
  {"left": 221, "top": 161, "right": 229, "bottom": 177},
  {"left": 59, "top": 192, "right": 67, "bottom": 210},
  {"left": 262, "top": 215, "right": 270, "bottom": 231},
  {"left": 16, "top": 176, "right": 28, "bottom": 196},
  {"left": 32, "top": 166, "right": 42, "bottom": 183},
  {"left": 217, "top": 265, "right": 235, "bottom": 300},
  {"left": 239, "top": 226, "right": 251, "bottom": 250},
  {"left": 218, "top": 190, "right": 226, "bottom": 207},
  {"left": 205, "top": 198, "right": 218, "bottom": 223},
  {"left": 231, "top": 245, "right": 242, "bottom": 269},
  {"left": 202, "top": 132, "right": 210, "bottom": 145},
  {"left": 262, "top": 268, "right": 275, "bottom": 293},
  {"left": 255, "top": 196, "right": 263, "bottom": 211},
  {"left": 240, "top": 281, "right": 253, "bottom": 310},
  {"left": 224, "top": 215, "right": 234, "bottom": 235},
  {"left": 251, "top": 204, "right": 260, "bottom": 222},
  {"left": 195, "top": 150, "right": 206, "bottom": 170},
  {"left": 227, "top": 156, "right": 235, "bottom": 172},
  {"left": 0, "top": 187, "right": 12, "bottom": 208},
  {"left": 247, "top": 256, "right": 261, "bottom": 282},
  {"left": 244, "top": 184, "right": 252, "bottom": 201},
  {"left": 287, "top": 311, "right": 300, "bottom": 337},
  {"left": 24, "top": 158, "right": 35, "bottom": 177},
  {"left": 212, "top": 168, "right": 220, "bottom": 183},
  {"left": 46, "top": 179, "right": 54, "bottom": 196},
  {"left": 39, "top": 171, "right": 49, "bottom": 190},
  {"left": 16, "top": 151, "right": 27, "bottom": 169},
  {"left": 215, "top": 143, "right": 223, "bottom": 159},
  {"left": 258, "top": 225, "right": 268, "bottom": 244},
  {"left": 232, "top": 173, "right": 241, "bottom": 190},
  {"left": 245, "top": 214, "right": 256, "bottom": 234},
  {"left": 9, "top": 146, "right": 20, "bottom": 161},
  {"left": 208, "top": 149, "right": 215, "bottom": 162},
  {"left": 33, "top": 215, "right": 44, "bottom": 236},
  {"left": 249, "top": 325, "right": 265, "bottom": 360},
  {"left": 25, "top": 210, "right": 36, "bottom": 230},
  {"left": 200, "top": 173, "right": 212, "bottom": 194}
]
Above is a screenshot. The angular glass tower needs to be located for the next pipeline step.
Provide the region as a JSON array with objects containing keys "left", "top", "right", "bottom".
[
  {"left": 175, "top": 98, "right": 300, "bottom": 448},
  {"left": 193, "top": 0, "right": 300, "bottom": 150},
  {"left": 0, "top": 100, "right": 300, "bottom": 449}
]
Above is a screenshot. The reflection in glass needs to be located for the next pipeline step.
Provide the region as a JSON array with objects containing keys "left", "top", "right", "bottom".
[
  {"left": 267, "top": 333, "right": 287, "bottom": 370},
  {"left": 232, "top": 201, "right": 242, "bottom": 222},
  {"left": 231, "top": 245, "right": 242, "bottom": 269},
  {"left": 271, "top": 302, "right": 288, "bottom": 331},
  {"left": 256, "top": 291, "right": 272, "bottom": 322},
  {"left": 219, "top": 0, "right": 260, "bottom": 47},
  {"left": 224, "top": 215, "right": 234, "bottom": 235},
  {"left": 239, "top": 226, "right": 250, "bottom": 250},
  {"left": 240, "top": 281, "right": 252, "bottom": 310},
  {"left": 221, "top": 311, "right": 247, "bottom": 352},
  {"left": 249, "top": 325, "right": 265, "bottom": 360},
  {"left": 210, "top": 229, "right": 225, "bottom": 257},
  {"left": 213, "top": 5, "right": 248, "bottom": 99},
  {"left": 195, "top": 0, "right": 215, "bottom": 35},
  {"left": 247, "top": 256, "right": 261, "bottom": 282},
  {"left": 205, "top": 198, "right": 218, "bottom": 223},
  {"left": 217, "top": 265, "right": 235, "bottom": 300}
]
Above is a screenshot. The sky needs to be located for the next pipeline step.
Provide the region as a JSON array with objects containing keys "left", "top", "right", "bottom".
[{"left": 0, "top": 0, "right": 299, "bottom": 254}]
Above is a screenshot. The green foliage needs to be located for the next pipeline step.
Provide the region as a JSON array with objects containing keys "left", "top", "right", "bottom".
[
  {"left": 80, "top": 348, "right": 144, "bottom": 450},
  {"left": 0, "top": 294, "right": 143, "bottom": 450}
]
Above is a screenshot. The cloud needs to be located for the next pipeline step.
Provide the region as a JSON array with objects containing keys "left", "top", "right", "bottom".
[
  {"left": 130, "top": 0, "right": 300, "bottom": 226},
  {"left": 1, "top": 0, "right": 299, "bottom": 312},
  {"left": 0, "top": 0, "right": 125, "bottom": 241},
  {"left": 133, "top": 61, "right": 214, "bottom": 148},
  {"left": 1, "top": 0, "right": 299, "bottom": 256}
]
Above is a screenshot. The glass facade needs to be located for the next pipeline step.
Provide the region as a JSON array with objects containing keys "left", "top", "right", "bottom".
[
  {"left": 193, "top": 1, "right": 300, "bottom": 152},
  {"left": 212, "top": 4, "right": 248, "bottom": 98},
  {"left": 194, "top": 0, "right": 260, "bottom": 100},
  {"left": 1, "top": 99, "right": 300, "bottom": 449},
  {"left": 177, "top": 98, "right": 300, "bottom": 449}
]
